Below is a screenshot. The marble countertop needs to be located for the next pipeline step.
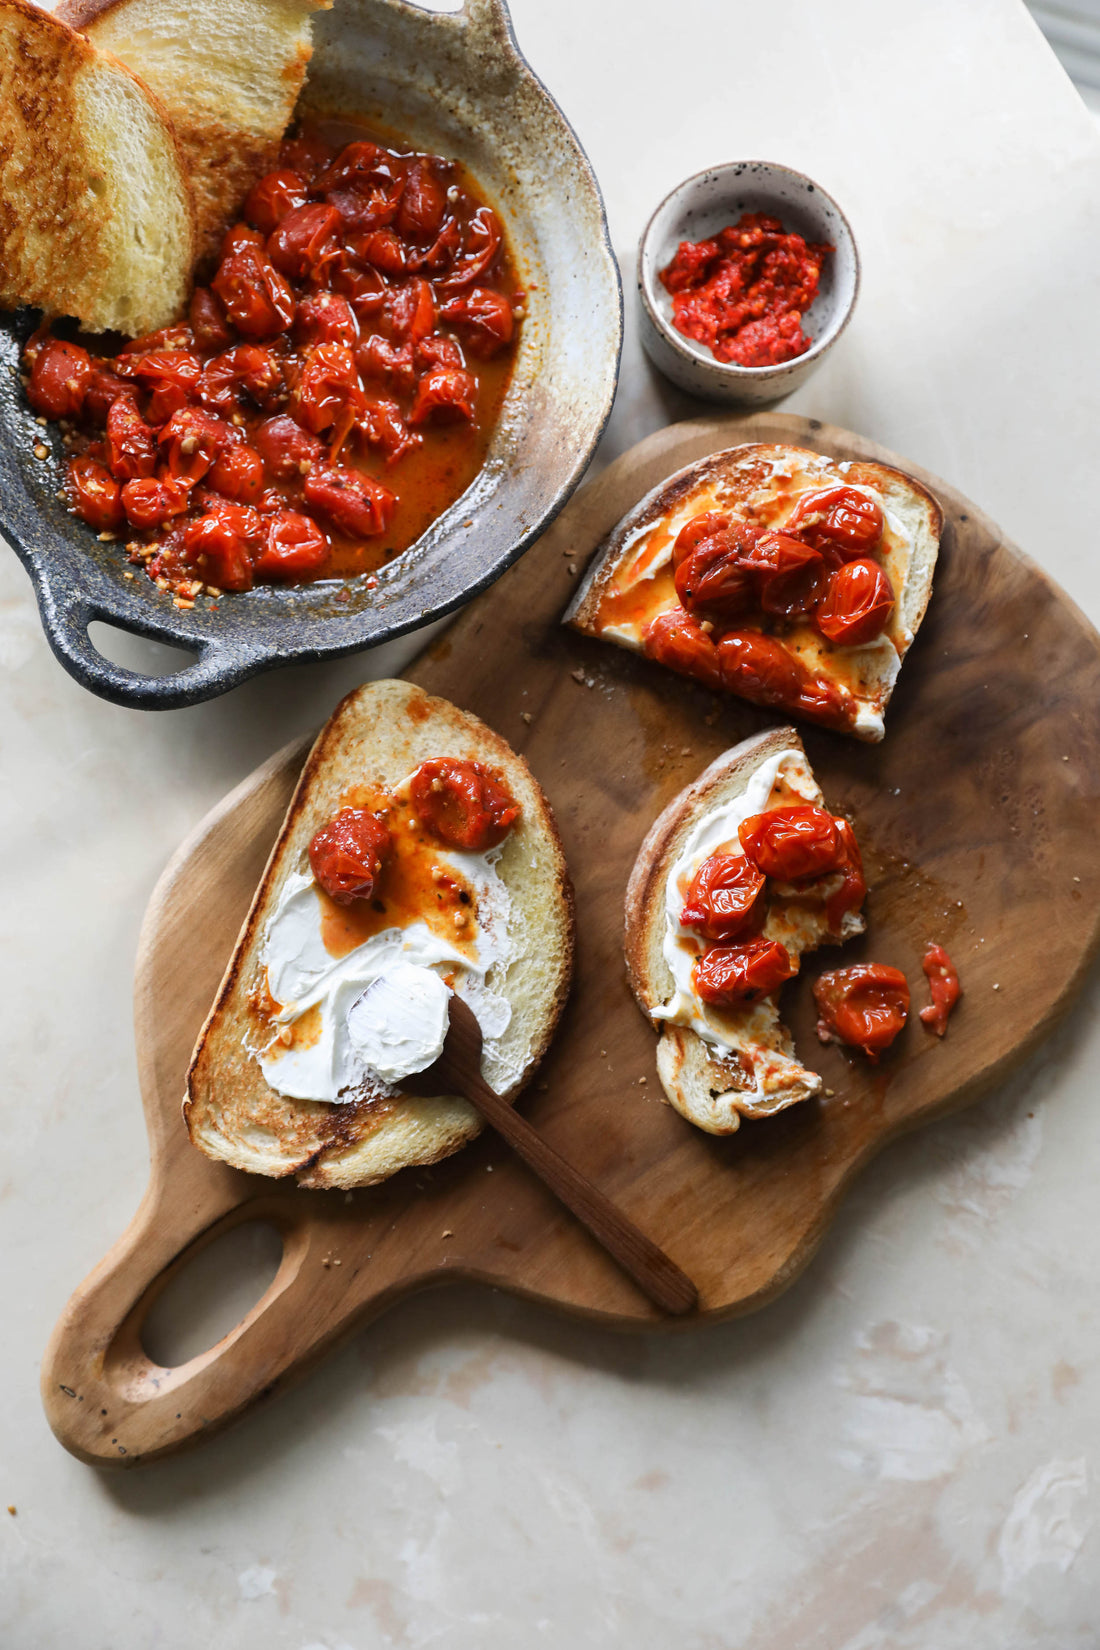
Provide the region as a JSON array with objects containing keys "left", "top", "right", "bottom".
[{"left": 4, "top": 0, "right": 1100, "bottom": 1644}]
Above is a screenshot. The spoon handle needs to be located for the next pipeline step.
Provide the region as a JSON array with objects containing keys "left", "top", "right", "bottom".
[{"left": 464, "top": 1071, "right": 698, "bottom": 1316}]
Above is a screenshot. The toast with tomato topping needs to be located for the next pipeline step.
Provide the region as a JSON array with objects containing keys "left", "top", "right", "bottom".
[
  {"left": 58, "top": 0, "right": 328, "bottom": 261},
  {"left": 565, "top": 443, "right": 943, "bottom": 742},
  {"left": 625, "top": 726, "right": 864, "bottom": 1134},
  {"left": 185, "top": 680, "right": 574, "bottom": 1190},
  {"left": 0, "top": 0, "right": 194, "bottom": 334}
]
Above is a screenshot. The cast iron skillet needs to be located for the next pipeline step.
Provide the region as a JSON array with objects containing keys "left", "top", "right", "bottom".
[{"left": 0, "top": 0, "right": 622, "bottom": 709}]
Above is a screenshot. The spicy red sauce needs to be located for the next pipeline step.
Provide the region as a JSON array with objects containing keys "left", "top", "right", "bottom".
[
  {"left": 24, "top": 120, "right": 522, "bottom": 601},
  {"left": 659, "top": 212, "right": 830, "bottom": 367}
]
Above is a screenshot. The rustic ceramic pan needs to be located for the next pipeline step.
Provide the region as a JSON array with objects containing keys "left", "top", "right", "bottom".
[{"left": 0, "top": 0, "right": 622, "bottom": 709}]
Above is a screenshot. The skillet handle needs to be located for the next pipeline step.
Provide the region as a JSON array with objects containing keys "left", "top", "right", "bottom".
[{"left": 33, "top": 580, "right": 264, "bottom": 710}]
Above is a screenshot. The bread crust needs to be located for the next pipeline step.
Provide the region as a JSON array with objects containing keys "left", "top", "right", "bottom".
[{"left": 185, "top": 681, "right": 574, "bottom": 1190}]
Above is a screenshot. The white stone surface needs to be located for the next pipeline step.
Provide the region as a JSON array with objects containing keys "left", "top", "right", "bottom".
[{"left": 3, "top": 0, "right": 1100, "bottom": 1644}]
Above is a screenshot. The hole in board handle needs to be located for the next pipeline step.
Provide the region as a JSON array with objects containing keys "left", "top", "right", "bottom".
[
  {"left": 86, "top": 620, "right": 199, "bottom": 680},
  {"left": 141, "top": 1221, "right": 284, "bottom": 1368}
]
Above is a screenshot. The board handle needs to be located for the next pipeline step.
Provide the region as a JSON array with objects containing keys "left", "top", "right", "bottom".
[{"left": 40, "top": 1178, "right": 407, "bottom": 1466}]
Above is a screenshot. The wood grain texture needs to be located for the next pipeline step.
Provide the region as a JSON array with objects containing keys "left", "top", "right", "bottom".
[{"left": 41, "top": 412, "right": 1100, "bottom": 1466}]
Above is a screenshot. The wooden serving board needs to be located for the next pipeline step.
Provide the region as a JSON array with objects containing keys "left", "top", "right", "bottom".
[{"left": 43, "top": 413, "right": 1100, "bottom": 1466}]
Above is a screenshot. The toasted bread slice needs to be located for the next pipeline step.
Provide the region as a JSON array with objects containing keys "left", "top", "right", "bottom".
[
  {"left": 185, "top": 681, "right": 574, "bottom": 1190},
  {"left": 565, "top": 443, "right": 944, "bottom": 742},
  {"left": 625, "top": 726, "right": 863, "bottom": 1134},
  {"left": 60, "top": 0, "right": 328, "bottom": 261},
  {"left": 0, "top": 0, "right": 194, "bottom": 334}
]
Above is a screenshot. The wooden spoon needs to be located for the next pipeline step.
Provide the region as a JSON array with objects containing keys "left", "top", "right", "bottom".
[{"left": 406, "top": 996, "right": 698, "bottom": 1316}]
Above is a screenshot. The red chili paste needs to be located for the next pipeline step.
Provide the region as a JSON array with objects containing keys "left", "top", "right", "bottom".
[{"left": 659, "top": 212, "right": 830, "bottom": 367}]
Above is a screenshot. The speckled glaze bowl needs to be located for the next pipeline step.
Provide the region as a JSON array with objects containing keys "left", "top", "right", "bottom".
[
  {"left": 637, "top": 160, "right": 858, "bottom": 405},
  {"left": 0, "top": 0, "right": 622, "bottom": 709}
]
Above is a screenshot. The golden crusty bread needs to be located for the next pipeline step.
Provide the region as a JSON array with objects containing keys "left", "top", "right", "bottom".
[
  {"left": 625, "top": 726, "right": 863, "bottom": 1134},
  {"left": 565, "top": 444, "right": 944, "bottom": 743},
  {"left": 185, "top": 681, "right": 574, "bottom": 1190},
  {"left": 0, "top": 0, "right": 194, "bottom": 333},
  {"left": 59, "top": 0, "right": 329, "bottom": 261}
]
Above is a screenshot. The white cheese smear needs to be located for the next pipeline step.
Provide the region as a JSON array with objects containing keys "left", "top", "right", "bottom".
[{"left": 346, "top": 962, "right": 451, "bottom": 1085}]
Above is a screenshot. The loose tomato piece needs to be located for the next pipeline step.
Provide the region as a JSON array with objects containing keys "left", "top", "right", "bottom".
[
  {"left": 119, "top": 475, "right": 191, "bottom": 529},
  {"left": 331, "top": 258, "right": 388, "bottom": 318},
  {"left": 188, "top": 287, "right": 234, "bottom": 353},
  {"left": 294, "top": 292, "right": 359, "bottom": 349},
  {"left": 787, "top": 485, "right": 884, "bottom": 561},
  {"left": 66, "top": 455, "right": 123, "bottom": 530},
  {"left": 105, "top": 396, "right": 157, "bottom": 480},
  {"left": 113, "top": 349, "right": 202, "bottom": 423},
  {"left": 739, "top": 805, "right": 844, "bottom": 882},
  {"left": 919, "top": 943, "right": 960, "bottom": 1037},
  {"left": 212, "top": 242, "right": 295, "bottom": 339},
  {"left": 816, "top": 558, "right": 895, "bottom": 646},
  {"left": 182, "top": 502, "right": 264, "bottom": 591},
  {"left": 694, "top": 937, "right": 795, "bottom": 1006},
  {"left": 359, "top": 397, "right": 421, "bottom": 464},
  {"left": 741, "top": 531, "right": 828, "bottom": 619},
  {"left": 293, "top": 344, "right": 366, "bottom": 453},
  {"left": 409, "top": 758, "right": 520, "bottom": 851},
  {"left": 396, "top": 159, "right": 446, "bottom": 240},
  {"left": 643, "top": 609, "right": 723, "bottom": 690},
  {"left": 435, "top": 205, "right": 503, "bottom": 290},
  {"left": 670, "top": 511, "right": 733, "bottom": 568},
  {"left": 387, "top": 278, "right": 436, "bottom": 347},
  {"left": 715, "top": 629, "right": 807, "bottom": 707},
  {"left": 27, "top": 339, "right": 91, "bottom": 418},
  {"left": 244, "top": 168, "right": 309, "bottom": 234},
  {"left": 680, "top": 854, "right": 766, "bottom": 943},
  {"left": 353, "top": 228, "right": 407, "bottom": 276},
  {"left": 209, "top": 444, "right": 265, "bottom": 504},
  {"left": 253, "top": 414, "right": 323, "bottom": 482},
  {"left": 438, "top": 287, "right": 514, "bottom": 358},
  {"left": 674, "top": 538, "right": 755, "bottom": 627},
  {"left": 358, "top": 334, "right": 417, "bottom": 392},
  {"left": 158, "top": 406, "right": 234, "bottom": 482},
  {"left": 303, "top": 462, "right": 396, "bottom": 537},
  {"left": 198, "top": 346, "right": 282, "bottom": 416},
  {"left": 408, "top": 364, "right": 476, "bottom": 425},
  {"left": 253, "top": 509, "right": 329, "bottom": 580},
  {"left": 309, "top": 807, "right": 392, "bottom": 904},
  {"left": 268, "top": 202, "right": 340, "bottom": 280},
  {"left": 813, "top": 964, "right": 909, "bottom": 1060},
  {"left": 279, "top": 135, "right": 335, "bottom": 183}
]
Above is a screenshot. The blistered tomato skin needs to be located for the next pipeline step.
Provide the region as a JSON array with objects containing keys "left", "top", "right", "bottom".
[
  {"left": 787, "top": 486, "right": 884, "bottom": 561},
  {"left": 919, "top": 943, "right": 960, "bottom": 1037},
  {"left": 739, "top": 805, "right": 845, "bottom": 882},
  {"left": 309, "top": 808, "right": 393, "bottom": 905},
  {"left": 410, "top": 758, "right": 520, "bottom": 851},
  {"left": 643, "top": 610, "right": 724, "bottom": 690},
  {"left": 816, "top": 558, "right": 895, "bottom": 646},
  {"left": 253, "top": 511, "right": 329, "bottom": 580},
  {"left": 680, "top": 854, "right": 765, "bottom": 943},
  {"left": 66, "top": 456, "right": 123, "bottom": 531},
  {"left": 27, "top": 339, "right": 91, "bottom": 419},
  {"left": 813, "top": 964, "right": 910, "bottom": 1060},
  {"left": 304, "top": 463, "right": 396, "bottom": 537},
  {"left": 671, "top": 511, "right": 733, "bottom": 568},
  {"left": 693, "top": 937, "right": 796, "bottom": 1006},
  {"left": 674, "top": 539, "right": 755, "bottom": 627}
]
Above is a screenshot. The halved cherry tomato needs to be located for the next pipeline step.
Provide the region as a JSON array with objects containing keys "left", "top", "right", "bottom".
[
  {"left": 208, "top": 444, "right": 265, "bottom": 504},
  {"left": 680, "top": 854, "right": 765, "bottom": 942},
  {"left": 294, "top": 293, "right": 359, "bottom": 349},
  {"left": 120, "top": 476, "right": 191, "bottom": 530},
  {"left": 409, "top": 758, "right": 520, "bottom": 850},
  {"left": 643, "top": 609, "right": 723, "bottom": 690},
  {"left": 739, "top": 805, "right": 845, "bottom": 882},
  {"left": 253, "top": 510, "right": 329, "bottom": 580},
  {"left": 105, "top": 397, "right": 157, "bottom": 480},
  {"left": 212, "top": 243, "right": 294, "bottom": 338},
  {"left": 244, "top": 168, "right": 309, "bottom": 235},
  {"left": 408, "top": 364, "right": 476, "bottom": 425},
  {"left": 253, "top": 414, "right": 324, "bottom": 482},
  {"left": 158, "top": 406, "right": 234, "bottom": 482},
  {"left": 396, "top": 159, "right": 446, "bottom": 240},
  {"left": 919, "top": 943, "right": 960, "bottom": 1037},
  {"left": 303, "top": 463, "right": 396, "bottom": 537},
  {"left": 26, "top": 339, "right": 91, "bottom": 419},
  {"left": 181, "top": 501, "right": 264, "bottom": 590},
  {"left": 309, "top": 807, "right": 392, "bottom": 904},
  {"left": 787, "top": 485, "right": 884, "bottom": 561},
  {"left": 66, "top": 455, "right": 123, "bottom": 531},
  {"left": 268, "top": 203, "right": 340, "bottom": 281},
  {"left": 740, "top": 531, "right": 828, "bottom": 619},
  {"left": 670, "top": 511, "right": 733, "bottom": 568},
  {"left": 674, "top": 537, "right": 755, "bottom": 626},
  {"left": 816, "top": 558, "right": 895, "bottom": 646},
  {"left": 113, "top": 350, "right": 201, "bottom": 423},
  {"left": 293, "top": 344, "right": 366, "bottom": 453},
  {"left": 693, "top": 937, "right": 795, "bottom": 1005},
  {"left": 438, "top": 287, "right": 513, "bottom": 358},
  {"left": 813, "top": 964, "right": 909, "bottom": 1060},
  {"left": 188, "top": 287, "right": 234, "bottom": 353}
]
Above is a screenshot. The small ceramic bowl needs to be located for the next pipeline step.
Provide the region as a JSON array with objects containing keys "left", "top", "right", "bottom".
[{"left": 637, "top": 160, "right": 859, "bottom": 405}]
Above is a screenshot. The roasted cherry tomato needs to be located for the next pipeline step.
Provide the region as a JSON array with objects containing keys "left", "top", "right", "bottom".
[
  {"left": 26, "top": 339, "right": 91, "bottom": 419},
  {"left": 209, "top": 444, "right": 265, "bottom": 504},
  {"left": 813, "top": 964, "right": 909, "bottom": 1060},
  {"left": 105, "top": 397, "right": 157, "bottom": 480},
  {"left": 158, "top": 406, "right": 234, "bottom": 482},
  {"left": 66, "top": 455, "right": 123, "bottom": 531},
  {"left": 816, "top": 558, "right": 895, "bottom": 646},
  {"left": 715, "top": 629, "right": 807, "bottom": 706},
  {"left": 244, "top": 168, "right": 310, "bottom": 235},
  {"left": 919, "top": 943, "right": 960, "bottom": 1037},
  {"left": 435, "top": 205, "right": 502, "bottom": 291},
  {"left": 787, "top": 485, "right": 884, "bottom": 561},
  {"left": 693, "top": 937, "right": 795, "bottom": 1006},
  {"left": 181, "top": 501, "right": 264, "bottom": 591},
  {"left": 680, "top": 854, "right": 765, "bottom": 943},
  {"left": 309, "top": 807, "right": 392, "bottom": 904},
  {"left": 294, "top": 292, "right": 359, "bottom": 349},
  {"left": 293, "top": 344, "right": 366, "bottom": 452},
  {"left": 643, "top": 609, "right": 723, "bottom": 690},
  {"left": 670, "top": 511, "right": 733, "bottom": 568},
  {"left": 409, "top": 757, "right": 520, "bottom": 850},
  {"left": 396, "top": 159, "right": 446, "bottom": 240},
  {"left": 188, "top": 287, "right": 234, "bottom": 353},
  {"left": 303, "top": 463, "right": 396, "bottom": 537},
  {"left": 674, "top": 537, "right": 755, "bottom": 627},
  {"left": 408, "top": 364, "right": 476, "bottom": 425},
  {"left": 387, "top": 278, "right": 436, "bottom": 347},
  {"left": 253, "top": 414, "right": 323, "bottom": 482},
  {"left": 113, "top": 349, "right": 201, "bottom": 424},
  {"left": 212, "top": 242, "right": 295, "bottom": 338},
  {"left": 83, "top": 363, "right": 129, "bottom": 425},
  {"left": 278, "top": 135, "right": 336, "bottom": 183},
  {"left": 268, "top": 202, "right": 340, "bottom": 281},
  {"left": 197, "top": 345, "right": 282, "bottom": 417},
  {"left": 120, "top": 476, "right": 191, "bottom": 530},
  {"left": 253, "top": 509, "right": 329, "bottom": 580},
  {"left": 360, "top": 398, "right": 420, "bottom": 464},
  {"left": 438, "top": 287, "right": 514, "bottom": 358},
  {"left": 316, "top": 139, "right": 386, "bottom": 192},
  {"left": 739, "top": 805, "right": 845, "bottom": 882},
  {"left": 741, "top": 531, "right": 828, "bottom": 619}
]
